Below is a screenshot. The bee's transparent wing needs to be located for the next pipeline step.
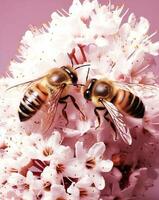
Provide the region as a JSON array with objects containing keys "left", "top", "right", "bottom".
[
  {"left": 41, "top": 86, "right": 65, "bottom": 134},
  {"left": 101, "top": 99, "right": 132, "bottom": 145},
  {"left": 114, "top": 81, "right": 159, "bottom": 98},
  {"left": 6, "top": 75, "right": 47, "bottom": 91}
]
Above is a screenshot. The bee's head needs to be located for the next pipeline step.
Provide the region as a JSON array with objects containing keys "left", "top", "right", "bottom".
[
  {"left": 61, "top": 65, "right": 78, "bottom": 86},
  {"left": 83, "top": 79, "right": 97, "bottom": 101}
]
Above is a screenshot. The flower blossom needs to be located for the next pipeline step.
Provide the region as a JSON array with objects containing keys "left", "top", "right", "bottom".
[
  {"left": 69, "top": 142, "right": 113, "bottom": 190},
  {"left": 1, "top": 0, "right": 159, "bottom": 199},
  {"left": 67, "top": 176, "right": 100, "bottom": 200}
]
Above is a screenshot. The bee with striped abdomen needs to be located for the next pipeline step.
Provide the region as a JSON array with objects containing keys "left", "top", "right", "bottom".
[
  {"left": 83, "top": 78, "right": 149, "bottom": 145},
  {"left": 8, "top": 64, "right": 89, "bottom": 132}
]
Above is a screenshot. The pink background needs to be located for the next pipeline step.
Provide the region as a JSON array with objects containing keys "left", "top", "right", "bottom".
[{"left": 0, "top": 0, "right": 159, "bottom": 199}]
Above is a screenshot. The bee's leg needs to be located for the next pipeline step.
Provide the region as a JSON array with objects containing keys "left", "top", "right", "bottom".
[
  {"left": 94, "top": 107, "right": 105, "bottom": 129},
  {"left": 60, "top": 95, "right": 85, "bottom": 120},
  {"left": 68, "top": 95, "right": 86, "bottom": 120},
  {"left": 104, "top": 111, "right": 118, "bottom": 140},
  {"left": 59, "top": 99, "right": 69, "bottom": 125}
]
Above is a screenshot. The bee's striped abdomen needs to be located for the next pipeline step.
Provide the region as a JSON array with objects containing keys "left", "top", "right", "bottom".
[
  {"left": 110, "top": 89, "right": 145, "bottom": 118},
  {"left": 126, "top": 94, "right": 145, "bottom": 118},
  {"left": 18, "top": 84, "right": 48, "bottom": 121}
]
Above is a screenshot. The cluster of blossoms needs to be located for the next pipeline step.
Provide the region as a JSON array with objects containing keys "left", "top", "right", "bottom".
[
  {"left": 1, "top": 0, "right": 159, "bottom": 199},
  {"left": 0, "top": 131, "right": 112, "bottom": 199}
]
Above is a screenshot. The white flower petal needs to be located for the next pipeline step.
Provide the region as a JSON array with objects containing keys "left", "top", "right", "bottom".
[
  {"left": 91, "top": 173, "right": 105, "bottom": 190},
  {"left": 48, "top": 131, "right": 61, "bottom": 147},
  {"left": 41, "top": 166, "right": 58, "bottom": 183},
  {"left": 87, "top": 186, "right": 100, "bottom": 198},
  {"left": 75, "top": 141, "right": 86, "bottom": 160},
  {"left": 88, "top": 142, "right": 105, "bottom": 157},
  {"left": 98, "top": 160, "right": 113, "bottom": 172},
  {"left": 137, "top": 17, "right": 149, "bottom": 35},
  {"left": 54, "top": 146, "right": 73, "bottom": 163},
  {"left": 66, "top": 158, "right": 84, "bottom": 178},
  {"left": 67, "top": 183, "right": 80, "bottom": 198},
  {"left": 76, "top": 176, "right": 92, "bottom": 187},
  {"left": 148, "top": 41, "right": 159, "bottom": 55},
  {"left": 63, "top": 127, "right": 82, "bottom": 137},
  {"left": 22, "top": 191, "right": 34, "bottom": 200},
  {"left": 119, "top": 23, "right": 131, "bottom": 39},
  {"left": 128, "top": 13, "right": 136, "bottom": 27},
  {"left": 7, "top": 173, "right": 25, "bottom": 186},
  {"left": 51, "top": 185, "right": 67, "bottom": 199}
]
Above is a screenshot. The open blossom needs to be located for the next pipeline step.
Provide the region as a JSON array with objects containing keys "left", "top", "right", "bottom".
[
  {"left": 68, "top": 142, "right": 113, "bottom": 190},
  {"left": 1, "top": 0, "right": 159, "bottom": 199},
  {"left": 67, "top": 176, "right": 100, "bottom": 200}
]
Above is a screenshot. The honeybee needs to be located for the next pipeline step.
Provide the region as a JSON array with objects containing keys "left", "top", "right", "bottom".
[
  {"left": 9, "top": 64, "right": 89, "bottom": 132},
  {"left": 82, "top": 78, "right": 152, "bottom": 145}
]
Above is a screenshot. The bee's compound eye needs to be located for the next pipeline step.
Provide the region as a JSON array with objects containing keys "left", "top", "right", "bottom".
[
  {"left": 84, "top": 90, "right": 91, "bottom": 100},
  {"left": 71, "top": 74, "right": 78, "bottom": 85}
]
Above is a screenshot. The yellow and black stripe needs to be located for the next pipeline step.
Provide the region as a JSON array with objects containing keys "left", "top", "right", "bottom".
[
  {"left": 110, "top": 89, "right": 145, "bottom": 118},
  {"left": 18, "top": 85, "right": 48, "bottom": 121}
]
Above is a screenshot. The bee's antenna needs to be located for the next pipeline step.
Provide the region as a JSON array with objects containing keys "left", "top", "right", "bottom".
[
  {"left": 86, "top": 67, "right": 90, "bottom": 82},
  {"left": 74, "top": 64, "right": 90, "bottom": 70},
  {"left": 68, "top": 83, "right": 85, "bottom": 87},
  {"left": 77, "top": 83, "right": 85, "bottom": 87}
]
